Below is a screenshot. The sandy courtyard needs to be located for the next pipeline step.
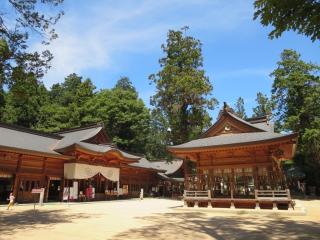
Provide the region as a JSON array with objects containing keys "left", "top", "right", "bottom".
[{"left": 0, "top": 198, "right": 320, "bottom": 240}]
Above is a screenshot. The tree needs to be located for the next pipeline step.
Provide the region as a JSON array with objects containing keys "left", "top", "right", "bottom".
[
  {"left": 252, "top": 92, "right": 273, "bottom": 117},
  {"left": 234, "top": 97, "right": 247, "bottom": 119},
  {"left": 83, "top": 77, "right": 150, "bottom": 153},
  {"left": 2, "top": 68, "right": 48, "bottom": 127},
  {"left": 114, "top": 76, "right": 136, "bottom": 92},
  {"left": 149, "top": 27, "right": 217, "bottom": 145},
  {"left": 0, "top": 0, "right": 64, "bottom": 85},
  {"left": 254, "top": 0, "right": 320, "bottom": 42},
  {"left": 271, "top": 49, "right": 320, "bottom": 186},
  {"left": 145, "top": 110, "right": 172, "bottom": 160},
  {"left": 36, "top": 73, "right": 95, "bottom": 131}
]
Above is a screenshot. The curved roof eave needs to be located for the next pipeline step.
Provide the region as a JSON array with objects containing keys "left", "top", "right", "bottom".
[
  {"left": 201, "top": 111, "right": 266, "bottom": 138},
  {"left": 168, "top": 133, "right": 298, "bottom": 153},
  {"left": 55, "top": 143, "right": 140, "bottom": 162}
]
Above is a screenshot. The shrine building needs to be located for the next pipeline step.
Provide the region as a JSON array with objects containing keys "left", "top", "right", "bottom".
[
  {"left": 168, "top": 103, "right": 298, "bottom": 209},
  {"left": 0, "top": 122, "right": 183, "bottom": 203}
]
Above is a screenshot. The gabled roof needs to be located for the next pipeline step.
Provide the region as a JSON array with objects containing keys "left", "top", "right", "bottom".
[
  {"left": 129, "top": 158, "right": 184, "bottom": 180},
  {"left": 129, "top": 158, "right": 165, "bottom": 171},
  {"left": 54, "top": 125, "right": 106, "bottom": 150},
  {"left": 149, "top": 160, "right": 183, "bottom": 175},
  {"left": 0, "top": 122, "right": 140, "bottom": 161},
  {"left": 168, "top": 132, "right": 297, "bottom": 152},
  {"left": 201, "top": 103, "right": 269, "bottom": 138},
  {"left": 0, "top": 123, "right": 64, "bottom": 157},
  {"left": 169, "top": 103, "right": 298, "bottom": 155},
  {"left": 55, "top": 142, "right": 140, "bottom": 161}
]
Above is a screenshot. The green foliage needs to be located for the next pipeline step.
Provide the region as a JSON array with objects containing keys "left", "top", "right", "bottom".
[
  {"left": 145, "top": 110, "right": 172, "bottom": 161},
  {"left": 36, "top": 73, "right": 96, "bottom": 131},
  {"left": 271, "top": 49, "right": 320, "bottom": 185},
  {"left": 254, "top": 0, "right": 320, "bottom": 41},
  {"left": 252, "top": 92, "right": 273, "bottom": 118},
  {"left": 83, "top": 77, "right": 150, "bottom": 153},
  {"left": 1, "top": 68, "right": 47, "bottom": 127},
  {"left": 149, "top": 27, "right": 217, "bottom": 145},
  {"left": 234, "top": 97, "right": 247, "bottom": 119},
  {"left": 0, "top": 0, "right": 64, "bottom": 85}
]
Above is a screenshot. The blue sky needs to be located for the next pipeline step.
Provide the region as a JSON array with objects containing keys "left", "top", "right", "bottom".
[{"left": 24, "top": 1, "right": 320, "bottom": 118}]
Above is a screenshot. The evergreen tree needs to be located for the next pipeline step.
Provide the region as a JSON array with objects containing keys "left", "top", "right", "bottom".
[
  {"left": 0, "top": 0, "right": 64, "bottom": 85},
  {"left": 149, "top": 27, "right": 217, "bottom": 145},
  {"left": 36, "top": 73, "right": 95, "bottom": 131},
  {"left": 254, "top": 0, "right": 320, "bottom": 42},
  {"left": 252, "top": 92, "right": 273, "bottom": 117},
  {"left": 234, "top": 97, "right": 247, "bottom": 119},
  {"left": 83, "top": 77, "right": 150, "bottom": 153},
  {"left": 2, "top": 68, "right": 48, "bottom": 128},
  {"left": 271, "top": 49, "right": 320, "bottom": 186}
]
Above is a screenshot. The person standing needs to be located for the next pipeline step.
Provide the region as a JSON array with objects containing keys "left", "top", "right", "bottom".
[{"left": 7, "top": 192, "right": 15, "bottom": 210}]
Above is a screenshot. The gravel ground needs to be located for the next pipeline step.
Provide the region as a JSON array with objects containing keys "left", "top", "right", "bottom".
[{"left": 0, "top": 198, "right": 319, "bottom": 240}]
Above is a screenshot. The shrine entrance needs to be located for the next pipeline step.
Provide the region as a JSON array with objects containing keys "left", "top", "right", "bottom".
[
  {"left": 48, "top": 179, "right": 62, "bottom": 201},
  {"left": 0, "top": 174, "right": 13, "bottom": 203}
]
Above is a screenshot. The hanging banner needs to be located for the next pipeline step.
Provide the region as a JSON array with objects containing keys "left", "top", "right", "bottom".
[
  {"left": 64, "top": 163, "right": 119, "bottom": 182},
  {"left": 63, "top": 187, "right": 69, "bottom": 201},
  {"left": 73, "top": 181, "right": 78, "bottom": 200}
]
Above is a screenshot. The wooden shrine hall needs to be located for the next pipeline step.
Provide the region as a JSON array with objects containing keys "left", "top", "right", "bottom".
[
  {"left": 0, "top": 122, "right": 176, "bottom": 203},
  {"left": 168, "top": 103, "right": 298, "bottom": 210}
]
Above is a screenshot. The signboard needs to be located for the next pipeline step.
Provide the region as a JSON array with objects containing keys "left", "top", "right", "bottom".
[
  {"left": 31, "top": 188, "right": 43, "bottom": 194},
  {"left": 31, "top": 188, "right": 45, "bottom": 206}
]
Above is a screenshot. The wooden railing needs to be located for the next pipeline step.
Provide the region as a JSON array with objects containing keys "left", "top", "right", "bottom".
[
  {"left": 184, "top": 190, "right": 211, "bottom": 200},
  {"left": 183, "top": 189, "right": 294, "bottom": 210},
  {"left": 255, "top": 189, "right": 291, "bottom": 201}
]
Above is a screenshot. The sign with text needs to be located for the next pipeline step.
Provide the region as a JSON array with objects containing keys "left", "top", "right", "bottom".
[{"left": 31, "top": 188, "right": 44, "bottom": 194}]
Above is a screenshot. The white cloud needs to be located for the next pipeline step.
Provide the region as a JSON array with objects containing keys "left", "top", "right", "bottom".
[{"left": 32, "top": 0, "right": 253, "bottom": 87}]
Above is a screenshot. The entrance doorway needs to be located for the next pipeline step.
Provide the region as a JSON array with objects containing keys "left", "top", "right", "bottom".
[
  {"left": 0, "top": 177, "right": 13, "bottom": 203},
  {"left": 48, "top": 180, "right": 61, "bottom": 201}
]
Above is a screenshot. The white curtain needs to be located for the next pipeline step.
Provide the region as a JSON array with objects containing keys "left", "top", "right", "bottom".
[{"left": 64, "top": 163, "right": 119, "bottom": 182}]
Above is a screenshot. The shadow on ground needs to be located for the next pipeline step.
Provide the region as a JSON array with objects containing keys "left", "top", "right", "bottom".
[
  {"left": 111, "top": 212, "right": 320, "bottom": 240},
  {"left": 0, "top": 209, "right": 91, "bottom": 238}
]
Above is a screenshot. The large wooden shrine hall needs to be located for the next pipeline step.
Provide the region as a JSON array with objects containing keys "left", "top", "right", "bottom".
[
  {"left": 0, "top": 122, "right": 183, "bottom": 203},
  {"left": 168, "top": 103, "right": 298, "bottom": 209}
]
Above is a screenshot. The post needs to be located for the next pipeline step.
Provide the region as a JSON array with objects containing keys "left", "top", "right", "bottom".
[
  {"left": 207, "top": 190, "right": 211, "bottom": 208},
  {"left": 117, "top": 181, "right": 120, "bottom": 197}
]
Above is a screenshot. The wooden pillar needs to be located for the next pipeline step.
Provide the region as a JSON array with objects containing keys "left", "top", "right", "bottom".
[
  {"left": 13, "top": 154, "right": 22, "bottom": 199},
  {"left": 196, "top": 153, "right": 201, "bottom": 191},
  {"left": 253, "top": 166, "right": 259, "bottom": 190},
  {"left": 230, "top": 168, "right": 234, "bottom": 199},
  {"left": 42, "top": 157, "right": 49, "bottom": 202},
  {"left": 183, "top": 157, "right": 189, "bottom": 191},
  {"left": 45, "top": 176, "right": 50, "bottom": 202},
  {"left": 12, "top": 174, "right": 20, "bottom": 200},
  {"left": 60, "top": 177, "right": 64, "bottom": 201}
]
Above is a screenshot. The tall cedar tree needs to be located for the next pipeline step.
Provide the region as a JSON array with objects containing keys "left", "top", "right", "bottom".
[
  {"left": 234, "top": 97, "right": 247, "bottom": 119},
  {"left": 271, "top": 49, "right": 320, "bottom": 186},
  {"left": 252, "top": 92, "right": 273, "bottom": 118},
  {"left": 149, "top": 27, "right": 217, "bottom": 145},
  {"left": 254, "top": 0, "right": 320, "bottom": 42}
]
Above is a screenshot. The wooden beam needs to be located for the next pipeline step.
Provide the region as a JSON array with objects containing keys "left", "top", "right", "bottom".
[{"left": 198, "top": 162, "right": 271, "bottom": 169}]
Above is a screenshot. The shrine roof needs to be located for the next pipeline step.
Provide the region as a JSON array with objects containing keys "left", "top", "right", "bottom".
[
  {"left": 0, "top": 123, "right": 63, "bottom": 156},
  {"left": 55, "top": 141, "right": 141, "bottom": 161},
  {"left": 168, "top": 132, "right": 297, "bottom": 151}
]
